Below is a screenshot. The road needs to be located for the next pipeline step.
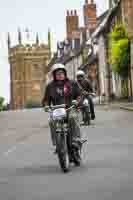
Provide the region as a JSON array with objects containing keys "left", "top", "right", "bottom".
[{"left": 0, "top": 106, "right": 133, "bottom": 200}]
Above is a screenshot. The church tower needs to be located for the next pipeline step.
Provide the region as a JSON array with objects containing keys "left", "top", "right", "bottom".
[
  {"left": 83, "top": 0, "right": 97, "bottom": 33},
  {"left": 8, "top": 30, "right": 50, "bottom": 110}
]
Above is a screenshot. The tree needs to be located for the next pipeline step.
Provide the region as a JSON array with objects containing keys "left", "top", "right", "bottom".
[
  {"left": 109, "top": 24, "right": 130, "bottom": 97},
  {"left": 109, "top": 24, "right": 129, "bottom": 78},
  {"left": 0, "top": 97, "right": 4, "bottom": 111}
]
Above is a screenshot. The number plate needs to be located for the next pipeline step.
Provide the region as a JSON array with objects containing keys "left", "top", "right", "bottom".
[{"left": 83, "top": 99, "right": 89, "bottom": 106}]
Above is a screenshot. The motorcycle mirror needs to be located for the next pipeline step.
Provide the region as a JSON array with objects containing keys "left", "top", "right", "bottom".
[{"left": 92, "top": 93, "right": 96, "bottom": 97}]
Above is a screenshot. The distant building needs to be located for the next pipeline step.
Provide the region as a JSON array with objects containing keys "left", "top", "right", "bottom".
[
  {"left": 89, "top": 0, "right": 133, "bottom": 101},
  {"left": 66, "top": 0, "right": 97, "bottom": 41},
  {"left": 8, "top": 30, "right": 51, "bottom": 110},
  {"left": 47, "top": 0, "right": 98, "bottom": 82}
]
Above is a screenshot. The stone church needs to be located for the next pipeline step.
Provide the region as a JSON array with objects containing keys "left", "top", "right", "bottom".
[{"left": 8, "top": 30, "right": 51, "bottom": 110}]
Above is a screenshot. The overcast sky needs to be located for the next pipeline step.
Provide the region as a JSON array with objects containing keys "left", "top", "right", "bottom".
[{"left": 0, "top": 0, "right": 108, "bottom": 103}]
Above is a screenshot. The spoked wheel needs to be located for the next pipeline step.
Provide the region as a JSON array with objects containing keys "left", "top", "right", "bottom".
[
  {"left": 56, "top": 134, "right": 70, "bottom": 173},
  {"left": 86, "top": 112, "right": 90, "bottom": 125},
  {"left": 58, "top": 151, "right": 69, "bottom": 172},
  {"left": 83, "top": 108, "right": 90, "bottom": 126}
]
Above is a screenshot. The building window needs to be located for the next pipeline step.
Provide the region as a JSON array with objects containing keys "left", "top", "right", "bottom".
[{"left": 33, "top": 83, "right": 40, "bottom": 91}]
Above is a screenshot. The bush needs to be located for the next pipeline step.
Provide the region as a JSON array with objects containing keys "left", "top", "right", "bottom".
[
  {"left": 3, "top": 103, "right": 10, "bottom": 111},
  {"left": 25, "top": 100, "right": 41, "bottom": 109},
  {"left": 109, "top": 24, "right": 129, "bottom": 79},
  {"left": 0, "top": 97, "right": 4, "bottom": 111}
]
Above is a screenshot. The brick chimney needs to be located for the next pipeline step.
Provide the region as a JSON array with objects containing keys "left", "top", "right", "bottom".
[
  {"left": 66, "top": 9, "right": 79, "bottom": 40},
  {"left": 83, "top": 0, "right": 97, "bottom": 33}
]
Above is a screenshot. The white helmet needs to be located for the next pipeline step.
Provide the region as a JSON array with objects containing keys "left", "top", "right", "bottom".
[
  {"left": 51, "top": 63, "right": 66, "bottom": 74},
  {"left": 76, "top": 70, "right": 85, "bottom": 77}
]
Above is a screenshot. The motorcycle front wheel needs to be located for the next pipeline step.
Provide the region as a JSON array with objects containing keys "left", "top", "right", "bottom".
[
  {"left": 83, "top": 108, "right": 90, "bottom": 125},
  {"left": 56, "top": 133, "right": 69, "bottom": 173}
]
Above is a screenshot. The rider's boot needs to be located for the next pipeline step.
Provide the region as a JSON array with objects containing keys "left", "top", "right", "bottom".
[
  {"left": 91, "top": 113, "right": 95, "bottom": 120},
  {"left": 52, "top": 146, "right": 57, "bottom": 154}
]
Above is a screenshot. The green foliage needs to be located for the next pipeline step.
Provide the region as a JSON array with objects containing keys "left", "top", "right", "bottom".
[
  {"left": 25, "top": 100, "right": 41, "bottom": 109},
  {"left": 121, "top": 79, "right": 128, "bottom": 97},
  {"left": 0, "top": 97, "right": 4, "bottom": 111},
  {"left": 109, "top": 24, "right": 129, "bottom": 79},
  {"left": 109, "top": 24, "right": 128, "bottom": 41}
]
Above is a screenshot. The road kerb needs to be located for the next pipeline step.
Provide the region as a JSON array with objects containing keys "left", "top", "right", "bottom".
[{"left": 119, "top": 106, "right": 133, "bottom": 111}]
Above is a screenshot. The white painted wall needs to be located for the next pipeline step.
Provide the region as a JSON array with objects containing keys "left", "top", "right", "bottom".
[
  {"left": 98, "top": 35, "right": 107, "bottom": 96},
  {"left": 66, "top": 60, "right": 73, "bottom": 80},
  {"left": 65, "top": 54, "right": 82, "bottom": 80}
]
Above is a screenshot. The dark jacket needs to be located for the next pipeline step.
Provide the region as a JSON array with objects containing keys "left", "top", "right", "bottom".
[
  {"left": 42, "top": 79, "right": 80, "bottom": 107},
  {"left": 77, "top": 79, "right": 93, "bottom": 94}
]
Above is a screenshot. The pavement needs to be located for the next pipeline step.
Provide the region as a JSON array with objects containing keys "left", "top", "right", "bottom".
[
  {"left": 0, "top": 106, "right": 133, "bottom": 200},
  {"left": 119, "top": 103, "right": 133, "bottom": 111},
  {"left": 94, "top": 98, "right": 133, "bottom": 111}
]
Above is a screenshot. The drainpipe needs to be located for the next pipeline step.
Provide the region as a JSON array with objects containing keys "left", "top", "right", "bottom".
[
  {"left": 129, "top": 39, "right": 133, "bottom": 101},
  {"left": 97, "top": 58, "right": 101, "bottom": 104},
  {"left": 109, "top": 0, "right": 113, "bottom": 9}
]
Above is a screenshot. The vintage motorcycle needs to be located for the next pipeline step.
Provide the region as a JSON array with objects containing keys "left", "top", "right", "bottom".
[
  {"left": 81, "top": 92, "right": 96, "bottom": 126},
  {"left": 45, "top": 102, "right": 83, "bottom": 173}
]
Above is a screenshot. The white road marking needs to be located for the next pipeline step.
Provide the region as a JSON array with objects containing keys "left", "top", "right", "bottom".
[
  {"left": 3, "top": 142, "right": 25, "bottom": 156},
  {"left": 3, "top": 146, "right": 17, "bottom": 156}
]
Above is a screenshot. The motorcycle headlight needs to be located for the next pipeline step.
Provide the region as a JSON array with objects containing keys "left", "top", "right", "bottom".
[
  {"left": 53, "top": 108, "right": 66, "bottom": 120},
  {"left": 83, "top": 99, "right": 89, "bottom": 106}
]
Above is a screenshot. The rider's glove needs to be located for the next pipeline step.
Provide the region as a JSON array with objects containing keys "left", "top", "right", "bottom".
[{"left": 82, "top": 91, "right": 88, "bottom": 95}]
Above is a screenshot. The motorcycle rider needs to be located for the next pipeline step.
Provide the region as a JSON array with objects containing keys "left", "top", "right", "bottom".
[
  {"left": 76, "top": 70, "right": 95, "bottom": 120},
  {"left": 42, "top": 63, "right": 84, "bottom": 152}
]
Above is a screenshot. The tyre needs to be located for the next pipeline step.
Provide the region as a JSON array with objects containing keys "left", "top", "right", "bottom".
[
  {"left": 72, "top": 148, "right": 81, "bottom": 166},
  {"left": 58, "top": 151, "right": 69, "bottom": 172},
  {"left": 84, "top": 108, "right": 90, "bottom": 125},
  {"left": 56, "top": 133, "right": 70, "bottom": 173}
]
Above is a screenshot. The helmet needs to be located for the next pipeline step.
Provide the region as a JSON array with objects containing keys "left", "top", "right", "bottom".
[
  {"left": 51, "top": 63, "right": 66, "bottom": 74},
  {"left": 76, "top": 70, "right": 85, "bottom": 77},
  {"left": 51, "top": 63, "right": 67, "bottom": 80}
]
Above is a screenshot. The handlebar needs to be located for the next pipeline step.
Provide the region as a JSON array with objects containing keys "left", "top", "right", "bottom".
[
  {"left": 46, "top": 104, "right": 65, "bottom": 109},
  {"left": 44, "top": 104, "right": 76, "bottom": 112},
  {"left": 44, "top": 104, "right": 65, "bottom": 112},
  {"left": 82, "top": 92, "right": 96, "bottom": 97}
]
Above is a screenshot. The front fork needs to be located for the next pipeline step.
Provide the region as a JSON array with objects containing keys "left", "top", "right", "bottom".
[{"left": 55, "top": 121, "right": 68, "bottom": 153}]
